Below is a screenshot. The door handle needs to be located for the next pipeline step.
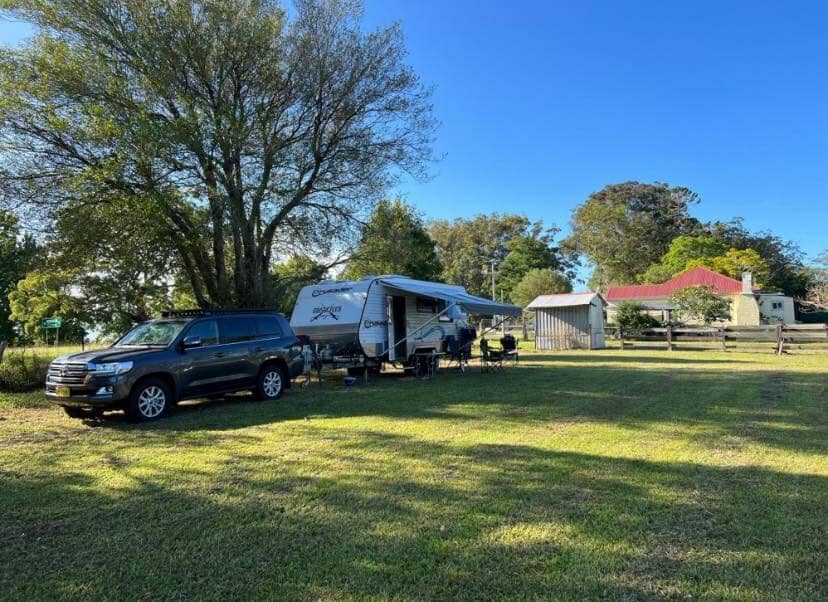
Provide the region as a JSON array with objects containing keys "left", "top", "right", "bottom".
[{"left": 214, "top": 352, "right": 226, "bottom": 358}]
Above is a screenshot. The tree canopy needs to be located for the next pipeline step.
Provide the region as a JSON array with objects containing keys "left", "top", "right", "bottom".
[
  {"left": 564, "top": 181, "right": 701, "bottom": 289},
  {"left": 430, "top": 215, "right": 574, "bottom": 299},
  {"left": 272, "top": 255, "right": 327, "bottom": 315},
  {"left": 343, "top": 200, "right": 440, "bottom": 281},
  {"left": 8, "top": 269, "right": 89, "bottom": 343},
  {"left": 509, "top": 268, "right": 572, "bottom": 308},
  {"left": 0, "top": 0, "right": 434, "bottom": 308},
  {"left": 0, "top": 211, "right": 41, "bottom": 342},
  {"left": 639, "top": 235, "right": 770, "bottom": 286}
]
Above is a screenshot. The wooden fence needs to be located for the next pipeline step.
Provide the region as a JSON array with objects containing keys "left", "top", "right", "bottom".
[{"left": 619, "top": 324, "right": 828, "bottom": 354}]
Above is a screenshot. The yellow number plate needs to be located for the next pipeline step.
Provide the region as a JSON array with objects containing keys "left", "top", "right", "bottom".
[{"left": 55, "top": 386, "right": 71, "bottom": 398}]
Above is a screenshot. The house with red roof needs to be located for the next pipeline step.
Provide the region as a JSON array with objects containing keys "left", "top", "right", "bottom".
[{"left": 605, "top": 266, "right": 795, "bottom": 325}]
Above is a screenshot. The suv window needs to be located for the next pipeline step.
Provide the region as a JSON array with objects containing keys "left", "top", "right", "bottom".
[
  {"left": 186, "top": 320, "right": 219, "bottom": 346},
  {"left": 221, "top": 317, "right": 256, "bottom": 344},
  {"left": 255, "top": 315, "right": 283, "bottom": 339}
]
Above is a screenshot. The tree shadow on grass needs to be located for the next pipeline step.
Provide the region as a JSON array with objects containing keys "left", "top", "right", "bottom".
[
  {"left": 2, "top": 431, "right": 825, "bottom": 601},
  {"left": 85, "top": 360, "right": 825, "bottom": 458}
]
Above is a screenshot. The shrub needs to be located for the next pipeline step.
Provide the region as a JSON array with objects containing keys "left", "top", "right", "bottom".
[
  {"left": 0, "top": 349, "right": 50, "bottom": 392},
  {"left": 669, "top": 285, "right": 730, "bottom": 325},
  {"left": 614, "top": 301, "right": 660, "bottom": 331}
]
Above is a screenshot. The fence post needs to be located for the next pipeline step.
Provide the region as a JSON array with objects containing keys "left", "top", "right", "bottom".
[
  {"left": 619, "top": 327, "right": 625, "bottom": 350},
  {"left": 666, "top": 324, "right": 672, "bottom": 351},
  {"left": 776, "top": 324, "right": 784, "bottom": 355},
  {"left": 721, "top": 327, "right": 726, "bottom": 352}
]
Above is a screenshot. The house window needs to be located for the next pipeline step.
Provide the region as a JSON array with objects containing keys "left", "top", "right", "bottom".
[{"left": 771, "top": 301, "right": 783, "bottom": 310}]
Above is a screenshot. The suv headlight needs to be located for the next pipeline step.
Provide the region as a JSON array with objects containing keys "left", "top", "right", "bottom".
[{"left": 87, "top": 361, "right": 133, "bottom": 376}]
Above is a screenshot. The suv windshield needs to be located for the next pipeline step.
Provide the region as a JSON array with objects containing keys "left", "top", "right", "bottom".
[{"left": 115, "top": 320, "right": 188, "bottom": 347}]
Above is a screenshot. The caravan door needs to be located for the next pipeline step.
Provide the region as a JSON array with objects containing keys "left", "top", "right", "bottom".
[{"left": 387, "top": 295, "right": 407, "bottom": 361}]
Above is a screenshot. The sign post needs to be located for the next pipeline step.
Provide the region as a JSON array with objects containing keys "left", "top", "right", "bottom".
[{"left": 41, "top": 317, "right": 62, "bottom": 347}]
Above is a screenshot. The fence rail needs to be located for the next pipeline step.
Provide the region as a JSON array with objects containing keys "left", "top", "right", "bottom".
[{"left": 619, "top": 324, "right": 828, "bottom": 354}]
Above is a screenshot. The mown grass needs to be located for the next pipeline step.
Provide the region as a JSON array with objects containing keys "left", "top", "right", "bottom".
[{"left": 1, "top": 349, "right": 826, "bottom": 601}]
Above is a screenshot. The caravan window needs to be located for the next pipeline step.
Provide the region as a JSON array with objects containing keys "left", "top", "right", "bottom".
[
  {"left": 416, "top": 297, "right": 438, "bottom": 313},
  {"left": 438, "top": 300, "right": 453, "bottom": 322}
]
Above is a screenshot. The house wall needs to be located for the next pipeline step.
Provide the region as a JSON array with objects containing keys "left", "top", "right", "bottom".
[
  {"left": 758, "top": 295, "right": 796, "bottom": 324},
  {"left": 607, "top": 293, "right": 796, "bottom": 326},
  {"left": 535, "top": 304, "right": 605, "bottom": 349}
]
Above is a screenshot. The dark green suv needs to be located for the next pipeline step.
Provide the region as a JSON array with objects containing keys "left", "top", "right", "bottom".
[{"left": 46, "top": 310, "right": 304, "bottom": 422}]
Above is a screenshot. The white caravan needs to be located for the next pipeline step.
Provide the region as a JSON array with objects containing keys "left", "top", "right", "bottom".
[{"left": 290, "top": 275, "right": 521, "bottom": 369}]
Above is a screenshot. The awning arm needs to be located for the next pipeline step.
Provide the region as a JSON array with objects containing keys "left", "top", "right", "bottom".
[{"left": 479, "top": 316, "right": 511, "bottom": 340}]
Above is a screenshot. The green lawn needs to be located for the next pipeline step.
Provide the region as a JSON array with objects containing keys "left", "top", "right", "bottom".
[{"left": 1, "top": 349, "right": 826, "bottom": 601}]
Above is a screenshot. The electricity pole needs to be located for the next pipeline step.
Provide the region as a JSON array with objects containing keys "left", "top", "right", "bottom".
[
  {"left": 482, "top": 258, "right": 499, "bottom": 333},
  {"left": 482, "top": 258, "right": 498, "bottom": 300}
]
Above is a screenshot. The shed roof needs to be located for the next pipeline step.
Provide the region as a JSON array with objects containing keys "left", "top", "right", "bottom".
[
  {"left": 526, "top": 292, "right": 604, "bottom": 309},
  {"left": 605, "top": 267, "right": 747, "bottom": 301}
]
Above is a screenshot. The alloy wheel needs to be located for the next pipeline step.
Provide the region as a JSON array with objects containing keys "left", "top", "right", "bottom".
[
  {"left": 138, "top": 385, "right": 166, "bottom": 418},
  {"left": 262, "top": 370, "right": 282, "bottom": 398}
]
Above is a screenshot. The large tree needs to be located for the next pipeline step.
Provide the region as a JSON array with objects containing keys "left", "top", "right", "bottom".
[
  {"left": 804, "top": 251, "right": 828, "bottom": 309},
  {"left": 0, "top": 210, "right": 41, "bottom": 341},
  {"left": 639, "top": 235, "right": 769, "bottom": 286},
  {"left": 496, "top": 229, "right": 568, "bottom": 302},
  {"left": 429, "top": 215, "right": 574, "bottom": 298},
  {"left": 706, "top": 219, "right": 809, "bottom": 297},
  {"left": 564, "top": 181, "right": 701, "bottom": 290},
  {"left": 50, "top": 198, "right": 177, "bottom": 335},
  {"left": 0, "top": 0, "right": 434, "bottom": 308},
  {"left": 510, "top": 268, "right": 572, "bottom": 308},
  {"left": 273, "top": 254, "right": 327, "bottom": 315},
  {"left": 342, "top": 200, "right": 440, "bottom": 281},
  {"left": 8, "top": 269, "right": 89, "bottom": 343}
]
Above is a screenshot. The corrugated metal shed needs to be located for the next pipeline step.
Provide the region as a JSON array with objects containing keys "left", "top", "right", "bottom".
[
  {"left": 527, "top": 292, "right": 603, "bottom": 309},
  {"left": 529, "top": 293, "right": 606, "bottom": 350}
]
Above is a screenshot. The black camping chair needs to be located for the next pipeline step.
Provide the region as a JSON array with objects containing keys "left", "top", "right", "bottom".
[
  {"left": 444, "top": 336, "right": 465, "bottom": 371},
  {"left": 479, "top": 338, "right": 503, "bottom": 372},
  {"left": 499, "top": 334, "right": 519, "bottom": 365}
]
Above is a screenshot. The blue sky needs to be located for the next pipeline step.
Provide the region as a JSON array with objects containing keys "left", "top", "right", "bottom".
[
  {"left": 360, "top": 0, "right": 828, "bottom": 264},
  {"left": 3, "top": 1, "right": 826, "bottom": 265}
]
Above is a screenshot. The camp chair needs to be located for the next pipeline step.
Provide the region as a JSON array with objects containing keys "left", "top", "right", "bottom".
[
  {"left": 499, "top": 335, "right": 519, "bottom": 366},
  {"left": 443, "top": 336, "right": 463, "bottom": 371},
  {"left": 479, "top": 338, "right": 503, "bottom": 372}
]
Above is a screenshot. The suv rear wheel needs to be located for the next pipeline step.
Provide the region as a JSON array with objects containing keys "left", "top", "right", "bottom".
[
  {"left": 256, "top": 364, "right": 285, "bottom": 400},
  {"left": 126, "top": 378, "right": 172, "bottom": 422}
]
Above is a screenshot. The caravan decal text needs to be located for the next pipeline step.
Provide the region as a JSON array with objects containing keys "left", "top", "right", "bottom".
[
  {"left": 311, "top": 305, "right": 342, "bottom": 321},
  {"left": 363, "top": 319, "right": 389, "bottom": 329},
  {"left": 312, "top": 287, "right": 352, "bottom": 297}
]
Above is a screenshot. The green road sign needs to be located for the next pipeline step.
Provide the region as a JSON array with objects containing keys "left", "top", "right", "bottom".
[{"left": 41, "top": 317, "right": 62, "bottom": 329}]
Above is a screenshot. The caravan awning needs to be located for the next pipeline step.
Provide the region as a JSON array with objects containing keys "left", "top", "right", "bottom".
[{"left": 380, "top": 278, "right": 522, "bottom": 317}]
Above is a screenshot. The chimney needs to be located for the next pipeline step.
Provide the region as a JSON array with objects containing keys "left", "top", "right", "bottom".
[{"left": 741, "top": 271, "right": 753, "bottom": 293}]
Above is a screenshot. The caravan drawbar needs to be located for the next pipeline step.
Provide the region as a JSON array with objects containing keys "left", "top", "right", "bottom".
[{"left": 290, "top": 275, "right": 521, "bottom": 369}]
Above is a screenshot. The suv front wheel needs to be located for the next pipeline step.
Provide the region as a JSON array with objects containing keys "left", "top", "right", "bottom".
[
  {"left": 126, "top": 378, "right": 172, "bottom": 422},
  {"left": 255, "top": 364, "right": 285, "bottom": 400}
]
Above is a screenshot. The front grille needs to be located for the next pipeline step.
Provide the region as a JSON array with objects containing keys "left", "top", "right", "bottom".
[{"left": 46, "top": 362, "right": 88, "bottom": 386}]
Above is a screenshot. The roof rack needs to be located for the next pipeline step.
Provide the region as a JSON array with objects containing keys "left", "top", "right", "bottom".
[{"left": 160, "top": 308, "right": 280, "bottom": 318}]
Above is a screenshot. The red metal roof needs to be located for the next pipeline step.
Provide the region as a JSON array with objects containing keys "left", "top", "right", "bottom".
[{"left": 605, "top": 266, "right": 745, "bottom": 301}]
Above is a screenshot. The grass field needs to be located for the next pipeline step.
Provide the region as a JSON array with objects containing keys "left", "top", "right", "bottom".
[{"left": 1, "top": 349, "right": 826, "bottom": 601}]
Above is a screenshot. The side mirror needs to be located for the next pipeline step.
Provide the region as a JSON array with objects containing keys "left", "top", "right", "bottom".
[{"left": 182, "top": 336, "right": 202, "bottom": 349}]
